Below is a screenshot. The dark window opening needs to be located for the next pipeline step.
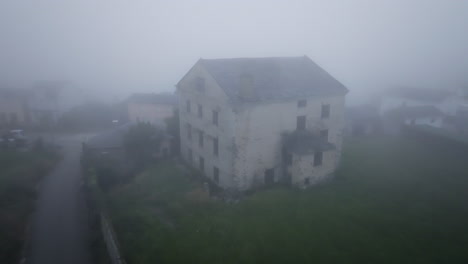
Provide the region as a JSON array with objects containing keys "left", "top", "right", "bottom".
[
  {"left": 198, "top": 104, "right": 203, "bottom": 118},
  {"left": 314, "top": 151, "right": 323, "bottom": 166},
  {"left": 297, "top": 100, "right": 307, "bottom": 108},
  {"left": 320, "top": 129, "right": 329, "bottom": 141},
  {"left": 10, "top": 113, "right": 18, "bottom": 124},
  {"left": 186, "top": 100, "right": 191, "bottom": 113},
  {"left": 321, "top": 104, "right": 330, "bottom": 119},
  {"left": 286, "top": 153, "right": 293, "bottom": 166},
  {"left": 199, "top": 157, "right": 204, "bottom": 172},
  {"left": 213, "top": 167, "right": 219, "bottom": 184},
  {"left": 188, "top": 148, "right": 192, "bottom": 163},
  {"left": 264, "top": 169, "right": 274, "bottom": 184},
  {"left": 213, "top": 110, "right": 219, "bottom": 126},
  {"left": 187, "top": 124, "right": 192, "bottom": 140},
  {"left": 213, "top": 137, "right": 219, "bottom": 156},
  {"left": 297, "top": 116, "right": 306, "bottom": 130},
  {"left": 199, "top": 130, "right": 204, "bottom": 147},
  {"left": 196, "top": 77, "right": 205, "bottom": 91},
  {"left": 0, "top": 113, "right": 6, "bottom": 123}
]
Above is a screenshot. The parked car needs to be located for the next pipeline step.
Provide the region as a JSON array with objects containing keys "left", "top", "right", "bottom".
[{"left": 0, "top": 129, "right": 28, "bottom": 148}]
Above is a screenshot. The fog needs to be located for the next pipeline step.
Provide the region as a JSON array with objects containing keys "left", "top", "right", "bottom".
[
  {"left": 1, "top": 0, "right": 467, "bottom": 105},
  {"left": 3, "top": 2, "right": 468, "bottom": 263}
]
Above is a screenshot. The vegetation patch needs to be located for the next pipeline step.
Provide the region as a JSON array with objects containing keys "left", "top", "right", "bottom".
[
  {"left": 0, "top": 149, "right": 59, "bottom": 264},
  {"left": 106, "top": 136, "right": 468, "bottom": 264}
]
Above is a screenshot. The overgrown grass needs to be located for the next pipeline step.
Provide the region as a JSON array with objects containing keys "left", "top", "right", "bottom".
[
  {"left": 106, "top": 136, "right": 468, "bottom": 264},
  {"left": 0, "top": 149, "right": 59, "bottom": 264}
]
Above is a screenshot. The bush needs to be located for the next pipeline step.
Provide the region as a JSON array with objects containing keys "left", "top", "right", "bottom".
[
  {"left": 124, "top": 123, "right": 164, "bottom": 169},
  {"left": 165, "top": 109, "right": 180, "bottom": 155},
  {"left": 32, "top": 137, "right": 44, "bottom": 152},
  {"left": 96, "top": 167, "right": 120, "bottom": 191}
]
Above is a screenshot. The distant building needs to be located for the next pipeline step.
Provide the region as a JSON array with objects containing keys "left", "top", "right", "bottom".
[
  {"left": 454, "top": 86, "right": 468, "bottom": 114},
  {"left": 379, "top": 87, "right": 457, "bottom": 117},
  {"left": 393, "top": 105, "right": 444, "bottom": 127},
  {"left": 127, "top": 93, "right": 176, "bottom": 126},
  {"left": 28, "top": 81, "right": 64, "bottom": 127},
  {"left": 84, "top": 122, "right": 172, "bottom": 166},
  {"left": 177, "top": 56, "right": 348, "bottom": 190},
  {"left": 443, "top": 112, "right": 468, "bottom": 135},
  {"left": 0, "top": 89, "right": 30, "bottom": 129}
]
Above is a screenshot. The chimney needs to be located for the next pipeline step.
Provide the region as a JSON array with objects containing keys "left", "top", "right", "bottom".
[{"left": 239, "top": 73, "right": 255, "bottom": 100}]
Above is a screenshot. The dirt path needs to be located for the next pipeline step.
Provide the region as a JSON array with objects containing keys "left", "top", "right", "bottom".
[{"left": 25, "top": 134, "right": 92, "bottom": 264}]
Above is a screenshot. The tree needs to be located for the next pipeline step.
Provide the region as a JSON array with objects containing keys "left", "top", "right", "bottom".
[
  {"left": 58, "top": 102, "right": 115, "bottom": 131},
  {"left": 124, "top": 123, "right": 163, "bottom": 168},
  {"left": 165, "top": 109, "right": 180, "bottom": 155}
]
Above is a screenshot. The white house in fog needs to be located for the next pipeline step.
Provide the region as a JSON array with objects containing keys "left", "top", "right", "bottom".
[
  {"left": 379, "top": 87, "right": 458, "bottom": 116},
  {"left": 177, "top": 56, "right": 348, "bottom": 191},
  {"left": 395, "top": 105, "right": 444, "bottom": 128},
  {"left": 127, "top": 93, "right": 176, "bottom": 127}
]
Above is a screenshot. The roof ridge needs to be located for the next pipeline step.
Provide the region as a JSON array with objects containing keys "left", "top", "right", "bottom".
[{"left": 200, "top": 56, "right": 307, "bottom": 61}]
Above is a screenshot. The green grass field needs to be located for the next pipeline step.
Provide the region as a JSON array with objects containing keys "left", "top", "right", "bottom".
[
  {"left": 106, "top": 136, "right": 468, "bottom": 264},
  {"left": 0, "top": 149, "right": 59, "bottom": 264}
]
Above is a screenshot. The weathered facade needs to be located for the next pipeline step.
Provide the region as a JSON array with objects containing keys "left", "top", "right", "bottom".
[{"left": 177, "top": 56, "right": 348, "bottom": 191}]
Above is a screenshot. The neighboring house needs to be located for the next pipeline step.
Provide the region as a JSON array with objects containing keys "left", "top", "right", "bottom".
[
  {"left": 443, "top": 112, "right": 468, "bottom": 135},
  {"left": 454, "top": 86, "right": 468, "bottom": 114},
  {"left": 0, "top": 89, "right": 30, "bottom": 129},
  {"left": 177, "top": 56, "right": 348, "bottom": 191},
  {"left": 84, "top": 122, "right": 172, "bottom": 164},
  {"left": 346, "top": 105, "right": 381, "bottom": 136},
  {"left": 379, "top": 87, "right": 457, "bottom": 116},
  {"left": 1, "top": 82, "right": 87, "bottom": 129},
  {"left": 396, "top": 105, "right": 444, "bottom": 127},
  {"left": 383, "top": 105, "right": 444, "bottom": 134},
  {"left": 127, "top": 93, "right": 176, "bottom": 126},
  {"left": 28, "top": 82, "right": 63, "bottom": 127}
]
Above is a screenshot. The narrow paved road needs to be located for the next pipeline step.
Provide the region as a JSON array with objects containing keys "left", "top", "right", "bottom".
[{"left": 25, "top": 134, "right": 92, "bottom": 264}]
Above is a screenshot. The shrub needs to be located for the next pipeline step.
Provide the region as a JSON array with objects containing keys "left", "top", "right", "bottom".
[
  {"left": 96, "top": 167, "right": 120, "bottom": 191},
  {"left": 124, "top": 123, "right": 164, "bottom": 169}
]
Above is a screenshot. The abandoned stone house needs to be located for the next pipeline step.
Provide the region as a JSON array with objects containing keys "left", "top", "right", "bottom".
[{"left": 177, "top": 56, "right": 348, "bottom": 191}]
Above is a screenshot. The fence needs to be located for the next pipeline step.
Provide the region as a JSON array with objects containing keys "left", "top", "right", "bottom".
[
  {"left": 100, "top": 212, "right": 126, "bottom": 264},
  {"left": 82, "top": 163, "right": 127, "bottom": 264}
]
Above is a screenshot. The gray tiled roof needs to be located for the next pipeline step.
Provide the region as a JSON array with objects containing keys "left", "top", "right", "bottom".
[
  {"left": 391, "top": 105, "right": 444, "bottom": 119},
  {"left": 387, "top": 87, "right": 452, "bottom": 103},
  {"left": 200, "top": 56, "right": 348, "bottom": 102}
]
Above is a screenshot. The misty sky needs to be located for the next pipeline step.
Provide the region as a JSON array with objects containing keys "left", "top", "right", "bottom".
[{"left": 1, "top": 0, "right": 467, "bottom": 104}]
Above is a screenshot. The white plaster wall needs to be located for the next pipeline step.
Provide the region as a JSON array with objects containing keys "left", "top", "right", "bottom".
[
  {"left": 232, "top": 95, "right": 346, "bottom": 190},
  {"left": 178, "top": 62, "right": 347, "bottom": 191},
  {"left": 177, "top": 63, "right": 237, "bottom": 189},
  {"left": 288, "top": 150, "right": 337, "bottom": 187}
]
